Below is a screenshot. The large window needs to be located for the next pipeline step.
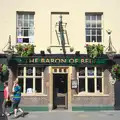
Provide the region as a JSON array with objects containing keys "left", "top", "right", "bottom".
[
  {"left": 77, "top": 67, "right": 103, "bottom": 94},
  {"left": 85, "top": 13, "right": 103, "bottom": 42},
  {"left": 16, "top": 12, "right": 34, "bottom": 43},
  {"left": 17, "top": 67, "right": 43, "bottom": 94}
]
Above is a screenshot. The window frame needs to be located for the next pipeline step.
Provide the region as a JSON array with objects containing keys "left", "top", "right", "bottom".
[
  {"left": 17, "top": 66, "right": 44, "bottom": 95},
  {"left": 85, "top": 12, "right": 103, "bottom": 43},
  {"left": 16, "top": 12, "right": 35, "bottom": 43},
  {"left": 77, "top": 67, "right": 104, "bottom": 95}
]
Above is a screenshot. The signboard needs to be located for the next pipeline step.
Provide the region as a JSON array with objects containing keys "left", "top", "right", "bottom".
[
  {"left": 71, "top": 80, "right": 78, "bottom": 89},
  {"left": 11, "top": 56, "right": 108, "bottom": 66}
]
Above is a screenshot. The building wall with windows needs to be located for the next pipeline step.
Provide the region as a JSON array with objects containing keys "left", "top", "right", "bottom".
[
  {"left": 0, "top": 0, "right": 120, "bottom": 111},
  {"left": 0, "top": 0, "right": 120, "bottom": 53}
]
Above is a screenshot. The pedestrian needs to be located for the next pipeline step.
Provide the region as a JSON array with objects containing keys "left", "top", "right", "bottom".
[
  {"left": 12, "top": 79, "right": 24, "bottom": 118},
  {"left": 2, "top": 81, "right": 10, "bottom": 116}
]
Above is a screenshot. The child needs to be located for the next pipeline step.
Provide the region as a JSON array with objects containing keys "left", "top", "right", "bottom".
[
  {"left": 12, "top": 80, "right": 24, "bottom": 118},
  {"left": 2, "top": 81, "right": 10, "bottom": 116}
]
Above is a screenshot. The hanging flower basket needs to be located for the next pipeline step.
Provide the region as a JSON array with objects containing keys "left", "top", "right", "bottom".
[
  {"left": 111, "top": 64, "right": 120, "bottom": 80},
  {"left": 15, "top": 44, "right": 35, "bottom": 57},
  {"left": 0, "top": 64, "right": 9, "bottom": 82},
  {"left": 85, "top": 44, "right": 104, "bottom": 59}
]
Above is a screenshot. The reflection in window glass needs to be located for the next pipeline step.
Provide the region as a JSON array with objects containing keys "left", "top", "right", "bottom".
[
  {"left": 79, "top": 78, "right": 85, "bottom": 92},
  {"left": 35, "top": 78, "right": 42, "bottom": 92},
  {"left": 26, "top": 67, "right": 33, "bottom": 76},
  {"left": 26, "top": 78, "right": 33, "bottom": 93},
  {"left": 92, "top": 36, "right": 96, "bottom": 42},
  {"left": 86, "top": 36, "right": 90, "bottom": 42},
  {"left": 97, "top": 68, "right": 102, "bottom": 76},
  {"left": 86, "top": 15, "right": 90, "bottom": 20},
  {"left": 18, "top": 67, "right": 24, "bottom": 76},
  {"left": 97, "top": 78, "right": 102, "bottom": 92},
  {"left": 92, "top": 15, "right": 96, "bottom": 20},
  {"left": 18, "top": 78, "right": 23, "bottom": 93},
  {"left": 97, "top": 36, "right": 101, "bottom": 42},
  {"left": 36, "top": 68, "right": 42, "bottom": 76},
  {"left": 88, "top": 67, "right": 94, "bottom": 76},
  {"left": 88, "top": 78, "right": 94, "bottom": 92},
  {"left": 79, "top": 68, "right": 85, "bottom": 76},
  {"left": 92, "top": 22, "right": 96, "bottom": 28}
]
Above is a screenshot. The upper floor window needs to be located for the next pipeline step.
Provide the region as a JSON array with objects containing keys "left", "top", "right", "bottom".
[
  {"left": 85, "top": 13, "right": 103, "bottom": 42},
  {"left": 16, "top": 12, "right": 34, "bottom": 43}
]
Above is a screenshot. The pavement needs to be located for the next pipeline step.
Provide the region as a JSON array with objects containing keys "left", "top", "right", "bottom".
[{"left": 7, "top": 110, "right": 120, "bottom": 120}]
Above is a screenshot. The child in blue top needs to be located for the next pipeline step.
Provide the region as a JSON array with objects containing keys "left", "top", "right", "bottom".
[{"left": 12, "top": 80, "right": 24, "bottom": 118}]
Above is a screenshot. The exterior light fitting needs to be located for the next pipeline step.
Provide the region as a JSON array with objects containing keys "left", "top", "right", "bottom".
[
  {"left": 105, "top": 29, "right": 116, "bottom": 59},
  {"left": 3, "top": 35, "right": 14, "bottom": 55},
  {"left": 2, "top": 35, "right": 14, "bottom": 61}
]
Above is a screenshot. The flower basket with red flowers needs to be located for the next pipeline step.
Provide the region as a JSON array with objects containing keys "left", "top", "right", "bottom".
[
  {"left": 111, "top": 64, "right": 120, "bottom": 80},
  {"left": 15, "top": 44, "right": 35, "bottom": 57},
  {"left": 85, "top": 44, "right": 104, "bottom": 59}
]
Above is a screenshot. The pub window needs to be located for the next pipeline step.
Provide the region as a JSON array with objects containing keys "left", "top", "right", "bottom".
[
  {"left": 77, "top": 67, "right": 103, "bottom": 94},
  {"left": 18, "top": 67, "right": 24, "bottom": 76},
  {"left": 79, "top": 78, "right": 85, "bottom": 92},
  {"left": 88, "top": 67, "right": 94, "bottom": 76},
  {"left": 18, "top": 66, "right": 43, "bottom": 94},
  {"left": 26, "top": 67, "right": 33, "bottom": 76},
  {"left": 18, "top": 78, "right": 24, "bottom": 93},
  {"left": 79, "top": 67, "right": 85, "bottom": 76}
]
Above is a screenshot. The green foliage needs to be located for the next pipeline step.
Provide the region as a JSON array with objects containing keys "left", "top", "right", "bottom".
[
  {"left": 0, "top": 64, "right": 9, "bottom": 82},
  {"left": 85, "top": 44, "right": 104, "bottom": 59},
  {"left": 15, "top": 44, "right": 35, "bottom": 57},
  {"left": 2, "top": 64, "right": 8, "bottom": 72},
  {"left": 111, "top": 64, "right": 120, "bottom": 80}
]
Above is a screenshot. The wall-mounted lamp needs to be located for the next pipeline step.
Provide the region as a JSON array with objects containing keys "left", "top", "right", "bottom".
[
  {"left": 105, "top": 29, "right": 116, "bottom": 59},
  {"left": 2, "top": 35, "right": 14, "bottom": 61}
]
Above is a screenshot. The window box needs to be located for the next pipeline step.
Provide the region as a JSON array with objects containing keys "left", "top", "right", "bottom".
[
  {"left": 85, "top": 44, "right": 104, "bottom": 59},
  {"left": 15, "top": 44, "right": 35, "bottom": 56}
]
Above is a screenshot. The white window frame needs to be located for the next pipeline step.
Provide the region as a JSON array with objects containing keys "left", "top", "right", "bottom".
[
  {"left": 17, "top": 66, "right": 44, "bottom": 95},
  {"left": 16, "top": 12, "right": 35, "bottom": 43},
  {"left": 77, "top": 67, "right": 104, "bottom": 95},
  {"left": 85, "top": 13, "right": 103, "bottom": 43}
]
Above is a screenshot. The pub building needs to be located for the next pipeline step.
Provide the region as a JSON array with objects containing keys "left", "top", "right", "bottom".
[
  {"left": 0, "top": 51, "right": 116, "bottom": 111},
  {"left": 0, "top": 22, "right": 117, "bottom": 112},
  {"left": 1, "top": 0, "right": 120, "bottom": 112}
]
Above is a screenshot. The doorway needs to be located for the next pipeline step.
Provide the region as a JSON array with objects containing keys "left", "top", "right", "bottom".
[{"left": 53, "top": 74, "right": 68, "bottom": 109}]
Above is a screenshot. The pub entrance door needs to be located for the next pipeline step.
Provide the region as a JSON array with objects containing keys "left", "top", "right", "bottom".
[{"left": 53, "top": 74, "right": 68, "bottom": 109}]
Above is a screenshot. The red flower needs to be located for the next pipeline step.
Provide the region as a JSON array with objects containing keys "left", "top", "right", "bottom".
[
  {"left": 114, "top": 68, "right": 117, "bottom": 71},
  {"left": 85, "top": 44, "right": 88, "bottom": 47},
  {"left": 24, "top": 48, "right": 28, "bottom": 51}
]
